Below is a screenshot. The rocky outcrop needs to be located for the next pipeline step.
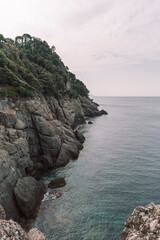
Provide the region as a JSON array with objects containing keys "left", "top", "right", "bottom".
[
  {"left": 121, "top": 202, "right": 160, "bottom": 240},
  {"left": 0, "top": 93, "right": 105, "bottom": 221},
  {"left": 100, "top": 109, "right": 108, "bottom": 115}
]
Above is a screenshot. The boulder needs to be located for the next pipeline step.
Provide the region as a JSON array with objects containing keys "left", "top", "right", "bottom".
[
  {"left": 28, "top": 228, "right": 46, "bottom": 240},
  {"left": 75, "top": 129, "right": 85, "bottom": 143},
  {"left": 48, "top": 177, "right": 66, "bottom": 189},
  {"left": 14, "top": 177, "right": 46, "bottom": 218},
  {"left": 88, "top": 121, "right": 93, "bottom": 124}
]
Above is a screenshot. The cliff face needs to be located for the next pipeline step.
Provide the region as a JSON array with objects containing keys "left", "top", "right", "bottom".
[
  {"left": 0, "top": 92, "right": 103, "bottom": 221},
  {"left": 121, "top": 202, "right": 160, "bottom": 240}
]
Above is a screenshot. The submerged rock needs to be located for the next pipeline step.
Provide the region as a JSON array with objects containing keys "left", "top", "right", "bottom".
[
  {"left": 121, "top": 202, "right": 160, "bottom": 240},
  {"left": 49, "top": 191, "right": 62, "bottom": 198},
  {"left": 48, "top": 177, "right": 66, "bottom": 189}
]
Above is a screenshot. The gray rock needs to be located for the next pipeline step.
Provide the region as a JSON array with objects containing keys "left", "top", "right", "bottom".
[
  {"left": 56, "top": 143, "right": 72, "bottom": 167},
  {"left": 75, "top": 129, "right": 85, "bottom": 143},
  {"left": 14, "top": 119, "right": 25, "bottom": 130},
  {"left": 14, "top": 177, "right": 46, "bottom": 218},
  {"left": 100, "top": 109, "right": 108, "bottom": 115},
  {"left": 0, "top": 112, "right": 16, "bottom": 128},
  {"left": 48, "top": 178, "right": 66, "bottom": 189}
]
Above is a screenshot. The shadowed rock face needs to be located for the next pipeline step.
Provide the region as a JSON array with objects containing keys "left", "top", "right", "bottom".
[
  {"left": 121, "top": 202, "right": 160, "bottom": 240},
  {"left": 0, "top": 93, "right": 103, "bottom": 221},
  {"left": 14, "top": 177, "right": 46, "bottom": 218}
]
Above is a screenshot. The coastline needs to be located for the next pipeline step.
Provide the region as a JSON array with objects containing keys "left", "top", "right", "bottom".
[{"left": 0, "top": 92, "right": 107, "bottom": 236}]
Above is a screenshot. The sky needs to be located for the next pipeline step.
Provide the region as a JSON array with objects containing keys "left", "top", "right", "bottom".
[{"left": 1, "top": 0, "right": 160, "bottom": 96}]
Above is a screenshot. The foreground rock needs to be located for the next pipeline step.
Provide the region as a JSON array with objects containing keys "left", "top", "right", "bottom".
[
  {"left": 0, "top": 205, "right": 46, "bottom": 240},
  {"left": 0, "top": 219, "right": 29, "bottom": 240},
  {"left": 121, "top": 202, "right": 160, "bottom": 240},
  {"left": 48, "top": 177, "right": 66, "bottom": 189}
]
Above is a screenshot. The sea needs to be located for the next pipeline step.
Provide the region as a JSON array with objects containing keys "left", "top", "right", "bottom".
[{"left": 34, "top": 97, "right": 160, "bottom": 240}]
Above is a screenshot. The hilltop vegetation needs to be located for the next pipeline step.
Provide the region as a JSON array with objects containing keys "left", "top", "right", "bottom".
[{"left": 0, "top": 33, "right": 89, "bottom": 98}]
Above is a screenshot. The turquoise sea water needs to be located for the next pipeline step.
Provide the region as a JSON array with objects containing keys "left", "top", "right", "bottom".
[{"left": 34, "top": 97, "right": 160, "bottom": 240}]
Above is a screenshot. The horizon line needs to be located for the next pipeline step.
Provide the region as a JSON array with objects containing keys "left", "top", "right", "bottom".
[{"left": 90, "top": 95, "right": 160, "bottom": 98}]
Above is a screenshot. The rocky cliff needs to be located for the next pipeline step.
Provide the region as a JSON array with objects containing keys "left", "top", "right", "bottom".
[
  {"left": 121, "top": 202, "right": 160, "bottom": 240},
  {"left": 0, "top": 92, "right": 104, "bottom": 222}
]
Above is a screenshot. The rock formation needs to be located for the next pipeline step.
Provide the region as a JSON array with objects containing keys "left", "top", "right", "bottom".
[
  {"left": 121, "top": 202, "right": 160, "bottom": 240},
  {"left": 0, "top": 92, "right": 104, "bottom": 222}
]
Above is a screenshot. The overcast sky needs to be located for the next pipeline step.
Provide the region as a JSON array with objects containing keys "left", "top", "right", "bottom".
[{"left": 1, "top": 0, "right": 160, "bottom": 96}]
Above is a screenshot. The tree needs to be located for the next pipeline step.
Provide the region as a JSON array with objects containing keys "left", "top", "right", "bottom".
[
  {"left": 51, "top": 45, "right": 56, "bottom": 53},
  {"left": 22, "top": 34, "right": 32, "bottom": 46},
  {"left": 15, "top": 36, "right": 23, "bottom": 45},
  {"left": 0, "top": 34, "right": 5, "bottom": 47}
]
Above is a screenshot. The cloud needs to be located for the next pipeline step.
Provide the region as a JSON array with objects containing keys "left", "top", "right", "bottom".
[{"left": 1, "top": 0, "right": 160, "bottom": 95}]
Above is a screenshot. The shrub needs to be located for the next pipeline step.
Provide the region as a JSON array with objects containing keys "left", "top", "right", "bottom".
[
  {"left": 17, "top": 86, "right": 32, "bottom": 97},
  {"left": 0, "top": 89, "right": 6, "bottom": 96}
]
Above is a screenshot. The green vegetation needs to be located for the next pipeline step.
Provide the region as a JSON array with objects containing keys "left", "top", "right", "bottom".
[{"left": 0, "top": 33, "right": 89, "bottom": 98}]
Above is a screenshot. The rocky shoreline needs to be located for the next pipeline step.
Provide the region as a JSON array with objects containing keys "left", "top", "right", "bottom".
[{"left": 0, "top": 92, "right": 107, "bottom": 237}]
